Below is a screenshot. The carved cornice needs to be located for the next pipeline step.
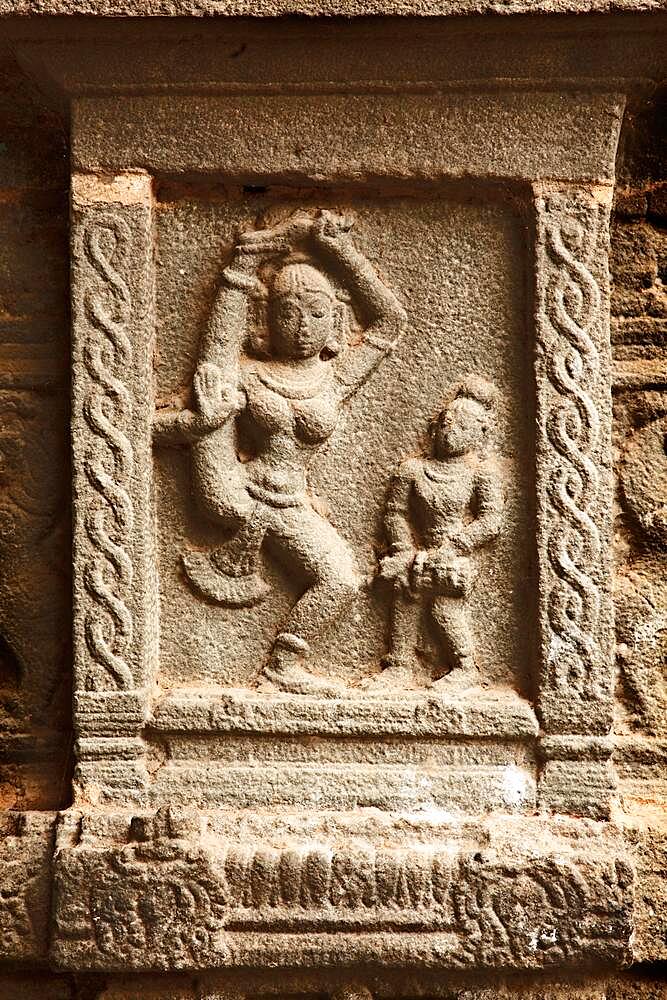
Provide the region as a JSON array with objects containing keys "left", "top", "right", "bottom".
[{"left": 50, "top": 809, "right": 634, "bottom": 973}]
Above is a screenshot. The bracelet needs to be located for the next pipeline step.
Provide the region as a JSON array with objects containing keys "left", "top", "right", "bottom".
[
  {"left": 221, "top": 267, "right": 264, "bottom": 293},
  {"left": 364, "top": 331, "right": 397, "bottom": 353},
  {"left": 237, "top": 239, "right": 288, "bottom": 255}
]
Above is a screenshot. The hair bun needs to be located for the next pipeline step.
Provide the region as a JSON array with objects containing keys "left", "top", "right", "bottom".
[{"left": 454, "top": 375, "right": 498, "bottom": 411}]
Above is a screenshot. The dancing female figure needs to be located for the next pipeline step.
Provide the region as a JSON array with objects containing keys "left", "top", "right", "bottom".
[{"left": 156, "top": 209, "right": 406, "bottom": 696}]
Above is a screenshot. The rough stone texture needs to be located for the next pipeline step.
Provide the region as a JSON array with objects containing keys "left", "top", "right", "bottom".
[
  {"left": 0, "top": 811, "right": 55, "bottom": 963},
  {"left": 52, "top": 809, "right": 633, "bottom": 971},
  {"left": 0, "top": 48, "right": 70, "bottom": 814},
  {"left": 0, "top": 1, "right": 665, "bottom": 14},
  {"left": 70, "top": 92, "right": 624, "bottom": 181},
  {"left": 0, "top": 8, "right": 665, "bottom": 1000},
  {"left": 534, "top": 185, "right": 614, "bottom": 737},
  {"left": 70, "top": 171, "right": 159, "bottom": 804}
]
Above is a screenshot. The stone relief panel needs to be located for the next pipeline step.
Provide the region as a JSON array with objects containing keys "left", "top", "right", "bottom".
[
  {"left": 67, "top": 172, "right": 619, "bottom": 822},
  {"left": 157, "top": 208, "right": 407, "bottom": 697},
  {"left": 1, "top": 8, "right": 665, "bottom": 993},
  {"left": 1, "top": 14, "right": 643, "bottom": 980},
  {"left": 154, "top": 196, "right": 534, "bottom": 698}
]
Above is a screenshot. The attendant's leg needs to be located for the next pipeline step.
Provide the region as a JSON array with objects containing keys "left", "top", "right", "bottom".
[
  {"left": 390, "top": 589, "right": 421, "bottom": 667},
  {"left": 429, "top": 595, "right": 478, "bottom": 687},
  {"left": 362, "top": 588, "right": 420, "bottom": 691}
]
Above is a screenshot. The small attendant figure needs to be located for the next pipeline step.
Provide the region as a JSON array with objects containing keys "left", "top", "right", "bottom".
[{"left": 371, "top": 377, "right": 504, "bottom": 691}]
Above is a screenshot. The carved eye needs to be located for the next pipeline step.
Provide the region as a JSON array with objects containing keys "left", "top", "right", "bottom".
[{"left": 308, "top": 295, "right": 329, "bottom": 319}]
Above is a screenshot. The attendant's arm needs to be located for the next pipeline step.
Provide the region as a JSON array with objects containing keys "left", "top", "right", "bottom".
[{"left": 452, "top": 466, "right": 503, "bottom": 552}]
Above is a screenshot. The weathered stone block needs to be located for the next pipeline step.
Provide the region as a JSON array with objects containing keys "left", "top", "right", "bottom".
[
  {"left": 0, "top": 811, "right": 55, "bottom": 962},
  {"left": 51, "top": 809, "right": 633, "bottom": 973}
]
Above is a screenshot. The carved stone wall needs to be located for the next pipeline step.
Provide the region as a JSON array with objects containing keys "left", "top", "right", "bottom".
[
  {"left": 0, "top": 8, "right": 665, "bottom": 1000},
  {"left": 0, "top": 48, "right": 70, "bottom": 815}
]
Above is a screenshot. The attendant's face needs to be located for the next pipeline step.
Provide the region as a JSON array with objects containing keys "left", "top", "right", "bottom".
[
  {"left": 435, "top": 398, "right": 486, "bottom": 457},
  {"left": 270, "top": 288, "right": 334, "bottom": 360}
]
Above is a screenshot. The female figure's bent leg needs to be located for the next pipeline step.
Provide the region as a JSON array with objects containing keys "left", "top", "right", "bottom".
[
  {"left": 185, "top": 431, "right": 269, "bottom": 606},
  {"left": 261, "top": 503, "right": 361, "bottom": 695}
]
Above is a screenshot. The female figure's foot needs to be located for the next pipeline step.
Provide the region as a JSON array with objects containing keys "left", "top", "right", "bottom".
[{"left": 261, "top": 633, "right": 345, "bottom": 698}]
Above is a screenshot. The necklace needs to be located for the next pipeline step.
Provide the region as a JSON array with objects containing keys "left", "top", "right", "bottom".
[
  {"left": 423, "top": 460, "right": 462, "bottom": 483},
  {"left": 255, "top": 361, "right": 329, "bottom": 400}
]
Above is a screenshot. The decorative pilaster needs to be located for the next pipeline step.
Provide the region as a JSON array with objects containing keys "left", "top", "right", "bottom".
[
  {"left": 534, "top": 185, "right": 616, "bottom": 816},
  {"left": 70, "top": 172, "right": 156, "bottom": 800},
  {"left": 534, "top": 184, "right": 614, "bottom": 735}
]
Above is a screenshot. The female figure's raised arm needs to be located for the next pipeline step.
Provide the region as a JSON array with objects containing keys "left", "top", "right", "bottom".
[
  {"left": 197, "top": 242, "right": 268, "bottom": 373},
  {"left": 313, "top": 212, "right": 407, "bottom": 401},
  {"left": 153, "top": 239, "right": 276, "bottom": 445}
]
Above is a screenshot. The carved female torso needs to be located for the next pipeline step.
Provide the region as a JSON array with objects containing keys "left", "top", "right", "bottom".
[{"left": 239, "top": 360, "right": 341, "bottom": 498}]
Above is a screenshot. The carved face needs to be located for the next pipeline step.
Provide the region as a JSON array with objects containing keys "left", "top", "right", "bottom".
[
  {"left": 434, "top": 397, "right": 487, "bottom": 458},
  {"left": 269, "top": 263, "right": 336, "bottom": 360}
]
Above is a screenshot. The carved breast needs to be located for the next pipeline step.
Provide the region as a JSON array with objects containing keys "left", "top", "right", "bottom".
[
  {"left": 292, "top": 393, "right": 339, "bottom": 445},
  {"left": 243, "top": 368, "right": 340, "bottom": 448}
]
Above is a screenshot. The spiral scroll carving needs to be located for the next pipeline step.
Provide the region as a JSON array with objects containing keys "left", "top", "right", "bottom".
[
  {"left": 543, "top": 202, "right": 602, "bottom": 694},
  {"left": 81, "top": 213, "right": 134, "bottom": 689}
]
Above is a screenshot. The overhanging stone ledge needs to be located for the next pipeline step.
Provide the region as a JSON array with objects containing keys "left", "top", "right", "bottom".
[{"left": 150, "top": 686, "right": 539, "bottom": 737}]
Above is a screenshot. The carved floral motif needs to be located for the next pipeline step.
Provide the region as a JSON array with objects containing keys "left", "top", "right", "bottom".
[{"left": 53, "top": 815, "right": 633, "bottom": 971}]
